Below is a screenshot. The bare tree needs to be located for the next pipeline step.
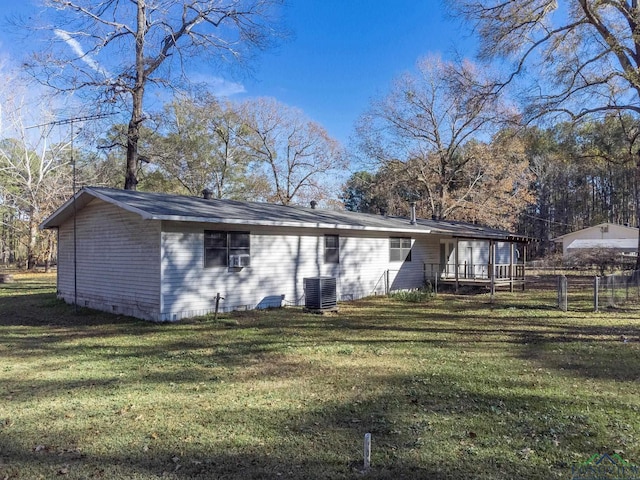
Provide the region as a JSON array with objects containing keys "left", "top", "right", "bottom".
[
  {"left": 24, "top": 0, "right": 285, "bottom": 190},
  {"left": 0, "top": 88, "right": 72, "bottom": 269},
  {"left": 452, "top": 0, "right": 640, "bottom": 120},
  {"left": 239, "top": 97, "right": 346, "bottom": 205},
  {"left": 451, "top": 0, "right": 640, "bottom": 262},
  {"left": 354, "top": 55, "right": 530, "bottom": 227}
]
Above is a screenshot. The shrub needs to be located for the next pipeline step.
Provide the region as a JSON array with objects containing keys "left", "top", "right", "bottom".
[
  {"left": 565, "top": 248, "right": 630, "bottom": 275},
  {"left": 389, "top": 286, "right": 433, "bottom": 302}
]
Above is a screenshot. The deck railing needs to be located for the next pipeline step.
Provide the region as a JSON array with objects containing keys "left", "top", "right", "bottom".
[{"left": 425, "top": 263, "right": 525, "bottom": 282}]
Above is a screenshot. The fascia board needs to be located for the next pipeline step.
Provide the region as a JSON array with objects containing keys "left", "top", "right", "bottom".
[
  {"left": 151, "top": 214, "right": 431, "bottom": 234},
  {"left": 39, "top": 187, "right": 154, "bottom": 229}
]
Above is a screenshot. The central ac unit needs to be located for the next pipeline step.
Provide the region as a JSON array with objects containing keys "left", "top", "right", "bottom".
[
  {"left": 304, "top": 276, "right": 337, "bottom": 311},
  {"left": 229, "top": 254, "right": 250, "bottom": 267}
]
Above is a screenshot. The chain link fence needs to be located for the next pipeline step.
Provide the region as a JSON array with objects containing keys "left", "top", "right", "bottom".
[
  {"left": 551, "top": 270, "right": 640, "bottom": 311},
  {"left": 604, "top": 270, "right": 640, "bottom": 308}
]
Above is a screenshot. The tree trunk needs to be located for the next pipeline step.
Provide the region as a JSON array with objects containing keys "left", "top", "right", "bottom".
[
  {"left": 123, "top": 0, "right": 147, "bottom": 191},
  {"left": 124, "top": 117, "right": 140, "bottom": 190},
  {"left": 635, "top": 154, "right": 640, "bottom": 270},
  {"left": 27, "top": 215, "right": 37, "bottom": 270},
  {"left": 0, "top": 212, "right": 6, "bottom": 265},
  {"left": 44, "top": 232, "right": 53, "bottom": 273}
]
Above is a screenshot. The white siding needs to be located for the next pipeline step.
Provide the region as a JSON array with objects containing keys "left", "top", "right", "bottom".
[
  {"left": 495, "top": 242, "right": 516, "bottom": 264},
  {"left": 384, "top": 235, "right": 439, "bottom": 292},
  {"left": 456, "top": 240, "right": 490, "bottom": 279},
  {"left": 160, "top": 223, "right": 439, "bottom": 320},
  {"left": 435, "top": 239, "right": 517, "bottom": 280},
  {"left": 556, "top": 223, "right": 639, "bottom": 257},
  {"left": 457, "top": 240, "right": 513, "bottom": 265},
  {"left": 50, "top": 196, "right": 520, "bottom": 321},
  {"left": 57, "top": 200, "right": 161, "bottom": 320}
]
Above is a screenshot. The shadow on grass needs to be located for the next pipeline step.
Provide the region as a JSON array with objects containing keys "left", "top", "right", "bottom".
[
  {"left": 0, "top": 436, "right": 550, "bottom": 480},
  {"left": 4, "top": 289, "right": 638, "bottom": 380},
  {"left": 0, "top": 367, "right": 616, "bottom": 479},
  {"left": 518, "top": 331, "right": 640, "bottom": 382},
  {"left": 1, "top": 280, "right": 639, "bottom": 478},
  {"left": 0, "top": 292, "right": 148, "bottom": 327}
]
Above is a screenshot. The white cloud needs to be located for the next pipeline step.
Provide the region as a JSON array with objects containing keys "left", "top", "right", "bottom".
[
  {"left": 190, "top": 73, "right": 246, "bottom": 97},
  {"left": 210, "top": 77, "right": 246, "bottom": 97}
]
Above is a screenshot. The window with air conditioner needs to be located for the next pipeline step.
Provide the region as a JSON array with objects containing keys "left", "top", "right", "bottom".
[
  {"left": 229, "top": 253, "right": 251, "bottom": 267},
  {"left": 204, "top": 230, "right": 250, "bottom": 267}
]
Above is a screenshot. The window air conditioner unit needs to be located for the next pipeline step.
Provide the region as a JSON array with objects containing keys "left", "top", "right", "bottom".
[
  {"left": 304, "top": 276, "right": 337, "bottom": 311},
  {"left": 229, "top": 254, "right": 250, "bottom": 267}
]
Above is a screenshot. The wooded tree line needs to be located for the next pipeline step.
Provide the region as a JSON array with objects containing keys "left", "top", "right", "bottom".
[
  {"left": 344, "top": 113, "right": 640, "bottom": 258},
  {"left": 4, "top": 0, "right": 640, "bottom": 267},
  {"left": 519, "top": 115, "right": 640, "bottom": 257},
  {"left": 0, "top": 93, "right": 345, "bottom": 268},
  {"left": 4, "top": 94, "right": 639, "bottom": 267},
  {"left": 96, "top": 94, "right": 345, "bottom": 203}
]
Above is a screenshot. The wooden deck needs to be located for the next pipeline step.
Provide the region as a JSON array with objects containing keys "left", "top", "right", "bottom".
[{"left": 425, "top": 263, "right": 526, "bottom": 292}]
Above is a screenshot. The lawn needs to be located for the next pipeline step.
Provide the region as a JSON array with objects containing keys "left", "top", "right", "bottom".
[{"left": 1, "top": 273, "right": 639, "bottom": 479}]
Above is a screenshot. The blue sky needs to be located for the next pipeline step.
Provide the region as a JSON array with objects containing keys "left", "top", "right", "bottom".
[
  {"left": 0, "top": 1, "right": 474, "bottom": 145},
  {"left": 243, "top": 0, "right": 474, "bottom": 143}
]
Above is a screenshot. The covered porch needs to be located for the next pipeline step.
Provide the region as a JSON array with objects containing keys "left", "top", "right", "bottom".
[{"left": 425, "top": 236, "right": 527, "bottom": 294}]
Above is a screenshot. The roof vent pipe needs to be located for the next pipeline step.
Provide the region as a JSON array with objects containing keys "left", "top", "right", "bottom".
[
  {"left": 310, "top": 200, "right": 317, "bottom": 209},
  {"left": 202, "top": 189, "right": 212, "bottom": 200},
  {"left": 410, "top": 202, "right": 417, "bottom": 225}
]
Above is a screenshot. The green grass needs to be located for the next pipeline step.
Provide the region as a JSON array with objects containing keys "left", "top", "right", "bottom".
[{"left": 1, "top": 273, "right": 639, "bottom": 479}]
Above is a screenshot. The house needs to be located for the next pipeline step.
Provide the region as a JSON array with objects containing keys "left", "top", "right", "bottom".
[
  {"left": 40, "top": 187, "right": 528, "bottom": 321},
  {"left": 552, "top": 223, "right": 639, "bottom": 258}
]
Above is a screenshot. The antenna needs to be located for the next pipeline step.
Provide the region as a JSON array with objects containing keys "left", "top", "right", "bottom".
[
  {"left": 27, "top": 111, "right": 119, "bottom": 193},
  {"left": 27, "top": 111, "right": 119, "bottom": 312}
]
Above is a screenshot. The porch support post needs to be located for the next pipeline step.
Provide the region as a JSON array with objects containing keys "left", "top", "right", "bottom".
[
  {"left": 522, "top": 243, "right": 527, "bottom": 291},
  {"left": 510, "top": 242, "right": 515, "bottom": 293},
  {"left": 489, "top": 240, "right": 495, "bottom": 300},
  {"left": 455, "top": 238, "right": 459, "bottom": 293}
]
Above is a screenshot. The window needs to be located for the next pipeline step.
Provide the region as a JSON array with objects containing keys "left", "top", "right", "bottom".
[
  {"left": 325, "top": 235, "right": 339, "bottom": 263},
  {"left": 390, "top": 237, "right": 412, "bottom": 262},
  {"left": 204, "top": 231, "right": 250, "bottom": 267}
]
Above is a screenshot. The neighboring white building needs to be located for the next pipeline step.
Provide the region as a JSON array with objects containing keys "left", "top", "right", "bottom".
[
  {"left": 552, "top": 223, "right": 639, "bottom": 258},
  {"left": 41, "top": 187, "right": 527, "bottom": 321}
]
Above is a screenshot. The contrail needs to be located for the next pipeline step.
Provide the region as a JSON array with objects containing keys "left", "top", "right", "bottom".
[{"left": 54, "top": 29, "right": 108, "bottom": 77}]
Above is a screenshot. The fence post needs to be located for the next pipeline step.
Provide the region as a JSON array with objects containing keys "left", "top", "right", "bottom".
[
  {"left": 593, "top": 276, "right": 599, "bottom": 312},
  {"left": 214, "top": 292, "right": 224, "bottom": 321},
  {"left": 385, "top": 269, "right": 390, "bottom": 295},
  {"left": 626, "top": 273, "right": 630, "bottom": 302},
  {"left": 364, "top": 433, "right": 371, "bottom": 470},
  {"left": 557, "top": 275, "right": 567, "bottom": 312}
]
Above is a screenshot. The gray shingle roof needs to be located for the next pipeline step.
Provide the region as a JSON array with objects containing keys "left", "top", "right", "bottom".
[{"left": 41, "top": 187, "right": 526, "bottom": 241}]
